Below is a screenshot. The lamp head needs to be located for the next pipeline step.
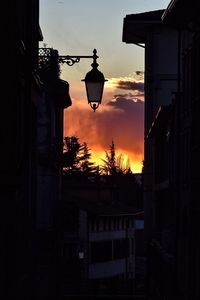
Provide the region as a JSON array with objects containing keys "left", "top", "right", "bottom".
[{"left": 82, "top": 49, "right": 107, "bottom": 111}]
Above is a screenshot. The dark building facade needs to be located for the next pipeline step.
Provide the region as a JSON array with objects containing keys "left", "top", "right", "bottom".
[
  {"left": 162, "top": 1, "right": 200, "bottom": 299},
  {"left": 123, "top": 1, "right": 200, "bottom": 299},
  {"left": 123, "top": 9, "right": 178, "bottom": 299},
  {"left": 36, "top": 48, "right": 71, "bottom": 299},
  {"left": 2, "top": 1, "right": 42, "bottom": 299},
  {"left": 2, "top": 2, "right": 71, "bottom": 299}
]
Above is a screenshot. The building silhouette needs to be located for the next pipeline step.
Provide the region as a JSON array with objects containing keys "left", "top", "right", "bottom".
[
  {"left": 123, "top": 1, "right": 200, "bottom": 299},
  {"left": 2, "top": 1, "right": 42, "bottom": 298},
  {"left": 2, "top": 2, "right": 71, "bottom": 299},
  {"left": 36, "top": 48, "right": 71, "bottom": 299}
]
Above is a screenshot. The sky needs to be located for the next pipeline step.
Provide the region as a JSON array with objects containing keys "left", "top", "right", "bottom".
[{"left": 39, "top": 0, "right": 170, "bottom": 173}]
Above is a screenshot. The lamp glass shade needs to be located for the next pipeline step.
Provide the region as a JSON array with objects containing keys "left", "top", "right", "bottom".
[
  {"left": 85, "top": 81, "right": 104, "bottom": 104},
  {"left": 78, "top": 251, "right": 84, "bottom": 260},
  {"left": 82, "top": 67, "right": 107, "bottom": 108}
]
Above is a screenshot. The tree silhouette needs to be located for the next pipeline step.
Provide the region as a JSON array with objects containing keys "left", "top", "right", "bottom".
[
  {"left": 63, "top": 136, "right": 97, "bottom": 177},
  {"left": 101, "top": 140, "right": 133, "bottom": 175},
  {"left": 63, "top": 136, "right": 81, "bottom": 174},
  {"left": 80, "top": 142, "right": 97, "bottom": 176},
  {"left": 101, "top": 140, "right": 117, "bottom": 175}
]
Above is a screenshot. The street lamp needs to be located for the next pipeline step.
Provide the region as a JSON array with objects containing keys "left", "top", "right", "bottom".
[
  {"left": 78, "top": 250, "right": 84, "bottom": 260},
  {"left": 39, "top": 48, "right": 107, "bottom": 111},
  {"left": 81, "top": 49, "right": 107, "bottom": 112}
]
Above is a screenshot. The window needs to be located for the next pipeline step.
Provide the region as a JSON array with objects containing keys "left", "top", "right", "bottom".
[
  {"left": 113, "top": 239, "right": 129, "bottom": 259},
  {"left": 91, "top": 241, "right": 112, "bottom": 263}
]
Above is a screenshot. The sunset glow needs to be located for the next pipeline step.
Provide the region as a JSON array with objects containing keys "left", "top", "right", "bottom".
[
  {"left": 91, "top": 150, "right": 143, "bottom": 174},
  {"left": 64, "top": 73, "right": 144, "bottom": 173},
  {"left": 105, "top": 74, "right": 144, "bottom": 91},
  {"left": 40, "top": 0, "right": 170, "bottom": 176}
]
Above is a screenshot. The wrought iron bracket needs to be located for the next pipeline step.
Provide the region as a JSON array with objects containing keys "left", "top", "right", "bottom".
[
  {"left": 58, "top": 49, "right": 99, "bottom": 66},
  {"left": 39, "top": 48, "right": 99, "bottom": 67}
]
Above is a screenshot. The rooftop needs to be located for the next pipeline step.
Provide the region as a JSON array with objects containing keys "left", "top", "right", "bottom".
[{"left": 122, "top": 10, "right": 165, "bottom": 44}]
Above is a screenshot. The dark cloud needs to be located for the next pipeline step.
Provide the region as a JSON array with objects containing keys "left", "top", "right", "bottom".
[
  {"left": 135, "top": 70, "right": 144, "bottom": 76},
  {"left": 107, "top": 96, "right": 144, "bottom": 110},
  {"left": 116, "top": 80, "right": 144, "bottom": 93},
  {"left": 114, "top": 92, "right": 144, "bottom": 99},
  {"left": 97, "top": 97, "right": 144, "bottom": 155}
]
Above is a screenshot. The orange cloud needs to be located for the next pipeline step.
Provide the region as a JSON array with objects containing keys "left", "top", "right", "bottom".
[{"left": 64, "top": 73, "right": 144, "bottom": 173}]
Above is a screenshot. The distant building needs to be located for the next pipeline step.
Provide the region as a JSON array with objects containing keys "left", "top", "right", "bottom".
[{"left": 62, "top": 175, "right": 144, "bottom": 296}]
